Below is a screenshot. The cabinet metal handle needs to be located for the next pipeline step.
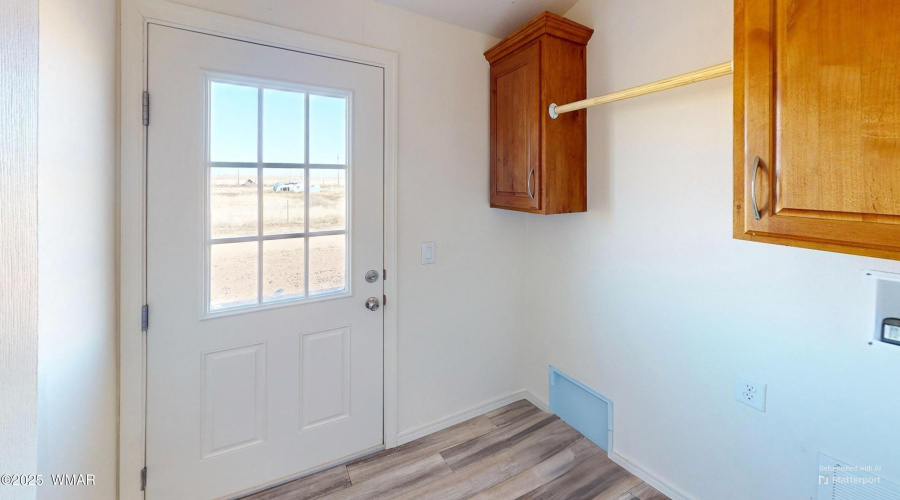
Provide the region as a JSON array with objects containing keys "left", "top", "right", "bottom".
[
  {"left": 751, "top": 156, "right": 761, "bottom": 221},
  {"left": 527, "top": 167, "right": 535, "bottom": 201}
]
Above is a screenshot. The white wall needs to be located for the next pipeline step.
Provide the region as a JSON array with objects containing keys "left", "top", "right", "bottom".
[
  {"left": 1, "top": 1, "right": 39, "bottom": 499},
  {"left": 165, "top": 0, "right": 531, "bottom": 433},
  {"left": 523, "top": 1, "right": 900, "bottom": 498},
  {"left": 29, "top": 1, "right": 900, "bottom": 497},
  {"left": 37, "top": 0, "right": 119, "bottom": 498}
]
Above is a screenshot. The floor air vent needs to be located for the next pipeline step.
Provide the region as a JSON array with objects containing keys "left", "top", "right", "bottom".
[
  {"left": 548, "top": 366, "right": 612, "bottom": 451},
  {"left": 818, "top": 454, "right": 900, "bottom": 500}
]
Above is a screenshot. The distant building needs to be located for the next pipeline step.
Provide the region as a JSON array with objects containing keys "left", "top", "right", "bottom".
[
  {"left": 273, "top": 181, "right": 302, "bottom": 193},
  {"left": 272, "top": 181, "right": 321, "bottom": 193}
]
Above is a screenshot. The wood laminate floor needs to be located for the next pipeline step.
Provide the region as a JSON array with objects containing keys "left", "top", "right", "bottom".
[{"left": 241, "top": 400, "right": 668, "bottom": 500}]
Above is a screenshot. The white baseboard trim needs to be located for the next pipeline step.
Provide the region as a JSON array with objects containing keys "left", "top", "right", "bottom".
[
  {"left": 396, "top": 389, "right": 549, "bottom": 445},
  {"left": 609, "top": 450, "right": 693, "bottom": 500}
]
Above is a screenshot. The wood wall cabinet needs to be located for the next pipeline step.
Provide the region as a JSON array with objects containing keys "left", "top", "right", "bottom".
[
  {"left": 485, "top": 12, "right": 593, "bottom": 214},
  {"left": 734, "top": 0, "right": 900, "bottom": 259}
]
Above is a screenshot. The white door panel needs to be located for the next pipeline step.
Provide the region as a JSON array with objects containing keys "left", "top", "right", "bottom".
[{"left": 147, "top": 25, "right": 384, "bottom": 500}]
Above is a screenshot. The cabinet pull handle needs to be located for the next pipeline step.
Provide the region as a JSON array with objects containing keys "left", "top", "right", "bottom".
[
  {"left": 527, "top": 167, "right": 535, "bottom": 201},
  {"left": 751, "top": 156, "right": 761, "bottom": 221}
]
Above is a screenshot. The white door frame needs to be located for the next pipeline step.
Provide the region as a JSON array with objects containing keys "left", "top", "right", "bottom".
[{"left": 119, "top": 1, "right": 400, "bottom": 497}]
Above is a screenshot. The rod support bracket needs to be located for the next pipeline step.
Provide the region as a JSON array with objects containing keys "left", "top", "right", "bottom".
[{"left": 548, "top": 103, "right": 558, "bottom": 119}]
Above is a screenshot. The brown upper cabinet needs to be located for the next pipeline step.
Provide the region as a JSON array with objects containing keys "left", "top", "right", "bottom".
[
  {"left": 734, "top": 0, "right": 900, "bottom": 259},
  {"left": 485, "top": 12, "right": 593, "bottom": 214}
]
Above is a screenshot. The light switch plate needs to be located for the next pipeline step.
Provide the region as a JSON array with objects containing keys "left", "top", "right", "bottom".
[
  {"left": 421, "top": 242, "right": 435, "bottom": 265},
  {"left": 734, "top": 374, "right": 766, "bottom": 412}
]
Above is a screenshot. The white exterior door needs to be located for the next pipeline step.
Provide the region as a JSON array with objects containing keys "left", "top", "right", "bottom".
[{"left": 146, "top": 25, "right": 384, "bottom": 500}]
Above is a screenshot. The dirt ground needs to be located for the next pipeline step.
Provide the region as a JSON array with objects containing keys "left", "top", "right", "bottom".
[{"left": 209, "top": 171, "right": 347, "bottom": 309}]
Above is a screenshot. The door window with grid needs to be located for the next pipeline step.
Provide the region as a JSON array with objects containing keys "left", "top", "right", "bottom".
[{"left": 206, "top": 77, "right": 350, "bottom": 313}]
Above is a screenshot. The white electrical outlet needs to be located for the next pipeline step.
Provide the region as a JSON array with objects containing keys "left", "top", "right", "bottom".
[{"left": 734, "top": 374, "right": 767, "bottom": 412}]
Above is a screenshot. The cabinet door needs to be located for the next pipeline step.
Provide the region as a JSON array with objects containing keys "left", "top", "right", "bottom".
[
  {"left": 735, "top": 0, "right": 900, "bottom": 258},
  {"left": 491, "top": 41, "right": 541, "bottom": 211}
]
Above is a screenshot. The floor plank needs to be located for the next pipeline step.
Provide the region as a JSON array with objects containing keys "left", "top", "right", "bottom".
[
  {"left": 345, "top": 415, "right": 496, "bottom": 484},
  {"left": 391, "top": 450, "right": 523, "bottom": 500},
  {"left": 468, "top": 470, "right": 543, "bottom": 500},
  {"left": 241, "top": 465, "right": 351, "bottom": 500},
  {"left": 318, "top": 454, "right": 452, "bottom": 500},
  {"left": 485, "top": 399, "right": 543, "bottom": 429},
  {"left": 516, "top": 454, "right": 641, "bottom": 500},
  {"left": 530, "top": 437, "right": 602, "bottom": 483},
  {"left": 469, "top": 437, "right": 600, "bottom": 500},
  {"left": 507, "top": 417, "right": 584, "bottom": 470},
  {"left": 440, "top": 411, "right": 557, "bottom": 471},
  {"left": 625, "top": 482, "right": 669, "bottom": 500},
  {"left": 242, "top": 401, "right": 669, "bottom": 500}
]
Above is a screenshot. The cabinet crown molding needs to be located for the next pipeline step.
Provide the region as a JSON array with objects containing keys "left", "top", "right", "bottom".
[{"left": 484, "top": 11, "right": 593, "bottom": 64}]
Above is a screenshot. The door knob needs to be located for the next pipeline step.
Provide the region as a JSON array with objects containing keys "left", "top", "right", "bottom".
[{"left": 365, "top": 297, "right": 380, "bottom": 311}]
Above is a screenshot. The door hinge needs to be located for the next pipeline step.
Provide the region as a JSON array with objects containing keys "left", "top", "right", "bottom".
[
  {"left": 140, "top": 467, "right": 147, "bottom": 491},
  {"left": 141, "top": 304, "right": 149, "bottom": 332},
  {"left": 142, "top": 91, "right": 150, "bottom": 126},
  {"left": 383, "top": 269, "right": 387, "bottom": 281},
  {"left": 383, "top": 295, "right": 387, "bottom": 306}
]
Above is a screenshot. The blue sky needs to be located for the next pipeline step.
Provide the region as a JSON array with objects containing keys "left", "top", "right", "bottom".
[{"left": 210, "top": 81, "right": 346, "bottom": 176}]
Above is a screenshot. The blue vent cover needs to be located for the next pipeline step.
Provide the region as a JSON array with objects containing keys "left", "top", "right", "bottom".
[{"left": 549, "top": 366, "right": 612, "bottom": 451}]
